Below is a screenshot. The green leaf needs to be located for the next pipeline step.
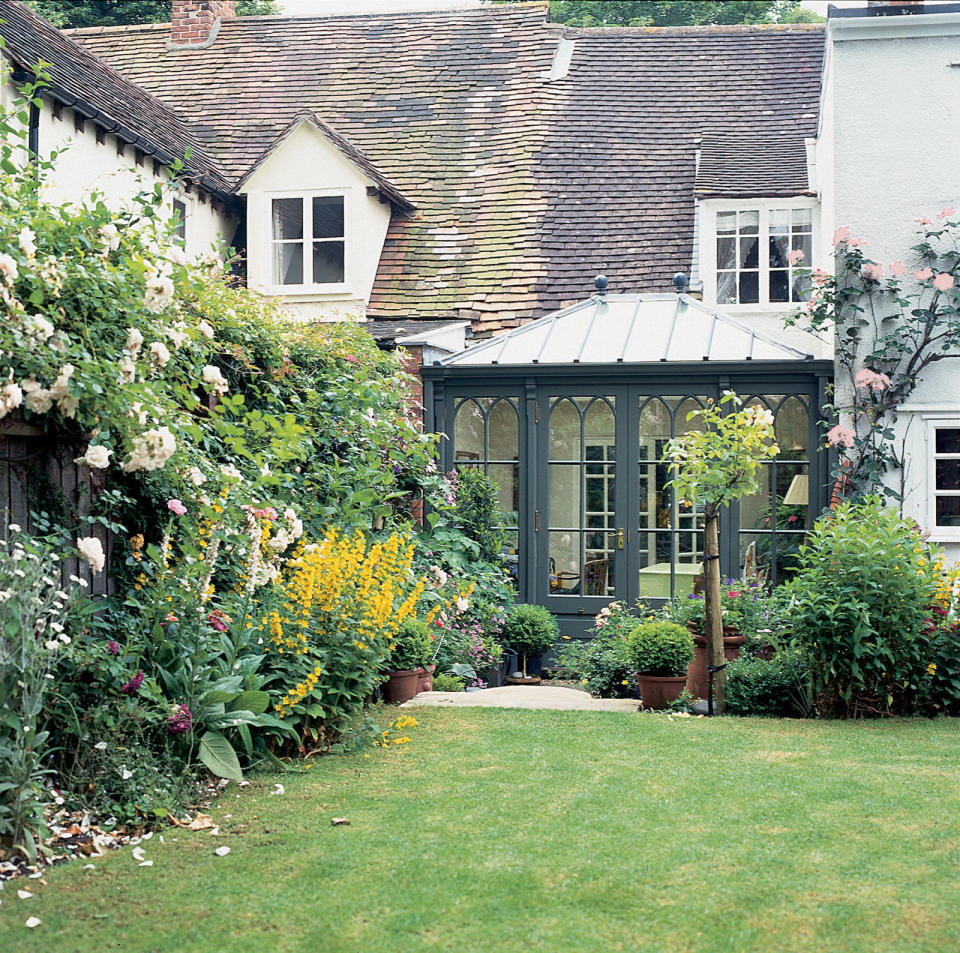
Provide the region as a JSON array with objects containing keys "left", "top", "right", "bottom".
[
  {"left": 198, "top": 730, "right": 243, "bottom": 782},
  {"left": 227, "top": 690, "right": 269, "bottom": 715}
]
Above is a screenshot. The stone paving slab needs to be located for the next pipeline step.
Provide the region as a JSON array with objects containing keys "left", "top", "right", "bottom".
[{"left": 402, "top": 685, "right": 640, "bottom": 712}]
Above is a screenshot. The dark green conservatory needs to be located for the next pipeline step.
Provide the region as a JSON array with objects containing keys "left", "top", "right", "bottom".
[{"left": 422, "top": 292, "right": 832, "bottom": 638}]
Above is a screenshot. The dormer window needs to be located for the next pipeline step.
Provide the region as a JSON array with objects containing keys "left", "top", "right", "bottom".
[
  {"left": 270, "top": 194, "right": 345, "bottom": 287},
  {"left": 702, "top": 199, "right": 818, "bottom": 309}
]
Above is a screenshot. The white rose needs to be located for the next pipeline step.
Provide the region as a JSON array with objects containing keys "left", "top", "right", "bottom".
[
  {"left": 76, "top": 445, "right": 111, "bottom": 469},
  {"left": 21, "top": 377, "right": 53, "bottom": 414},
  {"left": 48, "top": 364, "right": 74, "bottom": 400},
  {"left": 197, "top": 320, "right": 214, "bottom": 340},
  {"left": 24, "top": 313, "right": 54, "bottom": 344},
  {"left": 149, "top": 341, "right": 171, "bottom": 368},
  {"left": 0, "top": 371, "right": 23, "bottom": 420},
  {"left": 144, "top": 271, "right": 175, "bottom": 314},
  {"left": 18, "top": 227, "right": 36, "bottom": 259},
  {"left": 167, "top": 245, "right": 187, "bottom": 266},
  {"left": 98, "top": 223, "right": 120, "bottom": 252},
  {"left": 76, "top": 536, "right": 105, "bottom": 574},
  {"left": 456, "top": 595, "right": 470, "bottom": 613},
  {"left": 125, "top": 327, "right": 144, "bottom": 355},
  {"left": 202, "top": 365, "right": 228, "bottom": 396},
  {"left": 186, "top": 466, "right": 206, "bottom": 486},
  {"left": 117, "top": 356, "right": 136, "bottom": 385},
  {"left": 0, "top": 252, "right": 18, "bottom": 284}
]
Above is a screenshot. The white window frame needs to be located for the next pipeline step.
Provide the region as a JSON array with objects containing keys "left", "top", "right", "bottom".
[
  {"left": 928, "top": 417, "right": 960, "bottom": 542},
  {"left": 265, "top": 189, "right": 348, "bottom": 294},
  {"left": 700, "top": 197, "right": 820, "bottom": 311},
  {"left": 172, "top": 196, "right": 188, "bottom": 247}
]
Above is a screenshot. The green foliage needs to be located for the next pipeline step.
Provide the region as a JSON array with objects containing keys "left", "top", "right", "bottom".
[
  {"left": 25, "top": 0, "right": 279, "bottom": 29},
  {"left": 503, "top": 604, "right": 559, "bottom": 659},
  {"left": 431, "top": 673, "right": 464, "bottom": 692},
  {"left": 783, "top": 498, "right": 944, "bottom": 716},
  {"left": 558, "top": 636, "right": 635, "bottom": 698},
  {"left": 725, "top": 651, "right": 812, "bottom": 717},
  {"left": 486, "top": 1, "right": 804, "bottom": 27},
  {"left": 788, "top": 214, "right": 960, "bottom": 501},
  {"left": 391, "top": 618, "right": 433, "bottom": 672},
  {"left": 622, "top": 620, "right": 694, "bottom": 676},
  {"left": 454, "top": 468, "right": 506, "bottom": 562}
]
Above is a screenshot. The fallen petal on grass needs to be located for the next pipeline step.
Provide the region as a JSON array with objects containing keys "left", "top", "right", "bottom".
[
  {"left": 215, "top": 846, "right": 231, "bottom": 857},
  {"left": 25, "top": 917, "right": 41, "bottom": 929}
]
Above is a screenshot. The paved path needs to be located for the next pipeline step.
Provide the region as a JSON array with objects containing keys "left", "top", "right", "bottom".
[{"left": 403, "top": 685, "right": 640, "bottom": 712}]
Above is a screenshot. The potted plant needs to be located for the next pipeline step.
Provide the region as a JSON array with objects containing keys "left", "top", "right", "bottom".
[
  {"left": 383, "top": 618, "right": 433, "bottom": 704},
  {"left": 622, "top": 620, "right": 695, "bottom": 710},
  {"left": 502, "top": 604, "right": 559, "bottom": 684}
]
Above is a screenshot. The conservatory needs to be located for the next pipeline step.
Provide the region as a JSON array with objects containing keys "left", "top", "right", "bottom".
[{"left": 422, "top": 290, "right": 833, "bottom": 637}]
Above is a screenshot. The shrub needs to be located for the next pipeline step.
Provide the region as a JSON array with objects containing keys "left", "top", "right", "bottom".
[
  {"left": 454, "top": 467, "right": 506, "bottom": 562},
  {"left": 622, "top": 620, "right": 694, "bottom": 676},
  {"left": 725, "top": 651, "right": 812, "bottom": 717},
  {"left": 783, "top": 498, "right": 942, "bottom": 716},
  {"left": 503, "top": 604, "right": 559, "bottom": 674},
  {"left": 431, "top": 673, "right": 464, "bottom": 692},
  {"left": 391, "top": 618, "right": 433, "bottom": 672},
  {"left": 559, "top": 636, "right": 636, "bottom": 698}
]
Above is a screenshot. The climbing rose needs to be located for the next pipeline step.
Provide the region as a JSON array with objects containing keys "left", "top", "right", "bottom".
[
  {"left": 787, "top": 249, "right": 805, "bottom": 266},
  {"left": 916, "top": 267, "right": 934, "bottom": 280},
  {"left": 167, "top": 498, "right": 187, "bottom": 516},
  {"left": 933, "top": 272, "right": 954, "bottom": 291},
  {"left": 826, "top": 425, "right": 855, "bottom": 448},
  {"left": 832, "top": 226, "right": 852, "bottom": 246},
  {"left": 77, "top": 536, "right": 105, "bottom": 574},
  {"left": 861, "top": 262, "right": 883, "bottom": 282},
  {"left": 889, "top": 261, "right": 906, "bottom": 277}
]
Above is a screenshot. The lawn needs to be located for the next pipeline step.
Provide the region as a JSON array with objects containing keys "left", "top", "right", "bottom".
[{"left": 2, "top": 708, "right": 959, "bottom": 953}]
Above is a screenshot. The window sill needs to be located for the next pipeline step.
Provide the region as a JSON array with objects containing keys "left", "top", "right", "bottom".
[{"left": 264, "top": 284, "right": 351, "bottom": 298}]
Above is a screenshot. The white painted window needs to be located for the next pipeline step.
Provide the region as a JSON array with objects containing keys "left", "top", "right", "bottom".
[
  {"left": 172, "top": 198, "right": 187, "bottom": 246},
  {"left": 702, "top": 200, "right": 818, "bottom": 309},
  {"left": 270, "top": 194, "right": 345, "bottom": 287},
  {"left": 931, "top": 423, "right": 960, "bottom": 536}
]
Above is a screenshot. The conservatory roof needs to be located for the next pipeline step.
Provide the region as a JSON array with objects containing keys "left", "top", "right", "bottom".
[{"left": 438, "top": 294, "right": 815, "bottom": 367}]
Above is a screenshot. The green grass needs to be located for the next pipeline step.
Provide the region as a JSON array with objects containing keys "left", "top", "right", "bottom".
[{"left": 3, "top": 710, "right": 960, "bottom": 953}]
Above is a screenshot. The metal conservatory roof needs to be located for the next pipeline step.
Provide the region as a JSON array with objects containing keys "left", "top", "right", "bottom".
[{"left": 438, "top": 293, "right": 814, "bottom": 366}]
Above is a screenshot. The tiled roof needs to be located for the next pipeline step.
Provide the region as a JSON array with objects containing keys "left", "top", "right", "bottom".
[
  {"left": 695, "top": 134, "right": 812, "bottom": 197},
  {"left": 0, "top": 1, "right": 231, "bottom": 197},
  {"left": 71, "top": 5, "right": 825, "bottom": 331}
]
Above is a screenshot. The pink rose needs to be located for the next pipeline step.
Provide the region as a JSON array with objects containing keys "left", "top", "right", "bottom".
[
  {"left": 916, "top": 267, "right": 934, "bottom": 281},
  {"left": 788, "top": 249, "right": 805, "bottom": 266},
  {"left": 937, "top": 207, "right": 956, "bottom": 220},
  {"left": 933, "top": 272, "right": 954, "bottom": 292},
  {"left": 915, "top": 218, "right": 933, "bottom": 226},
  {"left": 167, "top": 498, "right": 187, "bottom": 516},
  {"left": 832, "top": 226, "right": 852, "bottom": 246},
  {"left": 888, "top": 261, "right": 906, "bottom": 277},
  {"left": 861, "top": 262, "right": 883, "bottom": 282},
  {"left": 855, "top": 368, "right": 892, "bottom": 392},
  {"left": 826, "top": 425, "right": 855, "bottom": 448}
]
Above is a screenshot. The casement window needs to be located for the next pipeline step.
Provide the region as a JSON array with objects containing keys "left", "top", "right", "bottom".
[
  {"left": 172, "top": 198, "right": 187, "bottom": 246},
  {"left": 932, "top": 424, "right": 960, "bottom": 534},
  {"left": 270, "top": 194, "right": 345, "bottom": 287},
  {"left": 707, "top": 203, "right": 815, "bottom": 307}
]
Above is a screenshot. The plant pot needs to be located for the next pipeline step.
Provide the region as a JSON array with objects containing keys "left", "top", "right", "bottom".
[
  {"left": 415, "top": 664, "right": 436, "bottom": 694},
  {"left": 636, "top": 674, "right": 688, "bottom": 711},
  {"left": 685, "top": 631, "right": 747, "bottom": 699},
  {"left": 480, "top": 663, "right": 505, "bottom": 688},
  {"left": 505, "top": 675, "right": 541, "bottom": 686},
  {"left": 383, "top": 669, "right": 420, "bottom": 705}
]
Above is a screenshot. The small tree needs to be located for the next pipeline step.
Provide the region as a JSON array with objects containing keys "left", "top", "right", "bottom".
[{"left": 664, "top": 394, "right": 779, "bottom": 713}]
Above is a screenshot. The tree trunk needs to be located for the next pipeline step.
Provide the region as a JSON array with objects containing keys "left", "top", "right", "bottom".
[{"left": 703, "top": 508, "right": 725, "bottom": 715}]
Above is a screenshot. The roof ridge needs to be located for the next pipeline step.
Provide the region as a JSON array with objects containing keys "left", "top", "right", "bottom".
[{"left": 565, "top": 22, "right": 825, "bottom": 36}]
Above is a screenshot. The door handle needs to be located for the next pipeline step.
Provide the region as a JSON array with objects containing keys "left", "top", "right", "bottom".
[{"left": 617, "top": 528, "right": 624, "bottom": 550}]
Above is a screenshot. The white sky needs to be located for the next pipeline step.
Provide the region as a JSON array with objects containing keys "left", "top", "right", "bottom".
[{"left": 279, "top": 1, "right": 956, "bottom": 17}]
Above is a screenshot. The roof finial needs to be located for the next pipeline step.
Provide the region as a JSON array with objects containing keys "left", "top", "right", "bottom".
[
  {"left": 672, "top": 272, "right": 688, "bottom": 293},
  {"left": 594, "top": 274, "right": 608, "bottom": 295}
]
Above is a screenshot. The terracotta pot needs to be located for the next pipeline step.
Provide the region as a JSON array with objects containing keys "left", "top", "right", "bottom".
[
  {"left": 383, "top": 669, "right": 420, "bottom": 705},
  {"left": 636, "top": 674, "right": 688, "bottom": 711},
  {"left": 415, "top": 664, "right": 436, "bottom": 694},
  {"left": 685, "top": 631, "right": 747, "bottom": 699}
]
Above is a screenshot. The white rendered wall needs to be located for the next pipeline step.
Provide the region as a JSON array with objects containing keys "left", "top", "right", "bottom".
[
  {"left": 1, "top": 64, "right": 235, "bottom": 261},
  {"left": 822, "top": 13, "right": 960, "bottom": 555},
  {"left": 239, "top": 121, "right": 394, "bottom": 322}
]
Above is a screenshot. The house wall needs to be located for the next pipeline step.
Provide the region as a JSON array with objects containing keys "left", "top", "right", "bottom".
[
  {"left": 822, "top": 11, "right": 960, "bottom": 556},
  {"left": 1, "top": 62, "right": 236, "bottom": 260},
  {"left": 239, "top": 121, "right": 394, "bottom": 322}
]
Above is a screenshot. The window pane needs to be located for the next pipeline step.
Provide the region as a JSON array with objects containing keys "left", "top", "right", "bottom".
[
  {"left": 792, "top": 208, "right": 813, "bottom": 231},
  {"left": 550, "top": 399, "right": 581, "bottom": 460},
  {"left": 549, "top": 464, "right": 580, "bottom": 527},
  {"left": 792, "top": 270, "right": 812, "bottom": 303},
  {"left": 776, "top": 396, "right": 809, "bottom": 456},
  {"left": 936, "top": 460, "right": 960, "bottom": 491},
  {"left": 454, "top": 399, "right": 486, "bottom": 458},
  {"left": 739, "top": 236, "right": 759, "bottom": 269},
  {"left": 770, "top": 269, "right": 789, "bottom": 302},
  {"left": 273, "top": 241, "right": 303, "bottom": 285},
  {"left": 488, "top": 400, "right": 519, "bottom": 460},
  {"left": 935, "top": 429, "right": 960, "bottom": 454},
  {"left": 488, "top": 462, "right": 519, "bottom": 519},
  {"left": 272, "top": 198, "right": 303, "bottom": 240},
  {"left": 313, "top": 196, "right": 344, "bottom": 239},
  {"left": 739, "top": 210, "right": 759, "bottom": 234},
  {"left": 769, "top": 234, "right": 790, "bottom": 268},
  {"left": 717, "top": 211, "right": 737, "bottom": 235},
  {"left": 717, "top": 237, "right": 736, "bottom": 270},
  {"left": 739, "top": 271, "right": 759, "bottom": 304},
  {"left": 936, "top": 497, "right": 960, "bottom": 526},
  {"left": 549, "top": 531, "right": 581, "bottom": 593},
  {"left": 172, "top": 198, "right": 186, "bottom": 243},
  {"left": 792, "top": 233, "right": 813, "bottom": 262},
  {"left": 717, "top": 271, "right": 737, "bottom": 304},
  {"left": 769, "top": 209, "right": 790, "bottom": 234},
  {"left": 313, "top": 241, "right": 345, "bottom": 283}
]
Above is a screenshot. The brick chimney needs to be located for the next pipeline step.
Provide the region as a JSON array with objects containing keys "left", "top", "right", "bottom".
[{"left": 169, "top": 0, "right": 236, "bottom": 49}]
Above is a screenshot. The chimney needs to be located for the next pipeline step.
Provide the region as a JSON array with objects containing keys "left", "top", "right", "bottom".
[{"left": 169, "top": 0, "right": 236, "bottom": 50}]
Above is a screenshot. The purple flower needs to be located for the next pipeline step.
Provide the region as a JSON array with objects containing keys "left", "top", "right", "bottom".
[
  {"left": 120, "top": 671, "right": 144, "bottom": 695},
  {"left": 167, "top": 704, "right": 192, "bottom": 735},
  {"left": 106, "top": 640, "right": 120, "bottom": 656}
]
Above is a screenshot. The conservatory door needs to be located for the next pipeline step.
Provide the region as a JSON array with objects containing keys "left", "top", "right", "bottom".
[{"left": 539, "top": 393, "right": 629, "bottom": 616}]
